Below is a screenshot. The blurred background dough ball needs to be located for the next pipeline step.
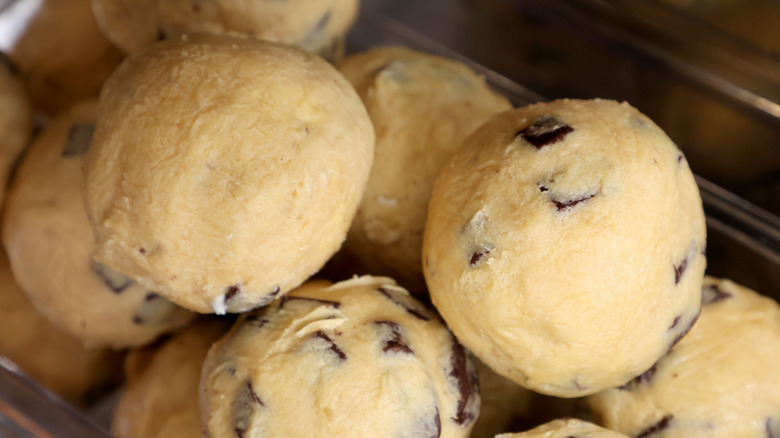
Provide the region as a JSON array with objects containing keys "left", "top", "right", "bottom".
[
  {"left": 112, "top": 317, "right": 232, "bottom": 438},
  {"left": 2, "top": 99, "right": 195, "bottom": 349},
  {"left": 0, "top": 53, "right": 32, "bottom": 205},
  {"left": 0, "top": 249, "right": 123, "bottom": 407},
  {"left": 91, "top": 0, "right": 360, "bottom": 60},
  {"left": 200, "top": 277, "right": 480, "bottom": 438},
  {"left": 332, "top": 46, "right": 512, "bottom": 295},
  {"left": 84, "top": 35, "right": 374, "bottom": 314},
  {"left": 496, "top": 418, "right": 628, "bottom": 438},
  {"left": 3, "top": 0, "right": 124, "bottom": 116},
  {"left": 588, "top": 277, "right": 780, "bottom": 438}
]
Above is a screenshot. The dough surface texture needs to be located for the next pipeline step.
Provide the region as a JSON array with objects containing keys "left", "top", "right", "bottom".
[
  {"left": 200, "top": 276, "right": 480, "bottom": 438},
  {"left": 588, "top": 277, "right": 780, "bottom": 438},
  {"left": 496, "top": 418, "right": 628, "bottom": 438},
  {"left": 84, "top": 35, "right": 374, "bottom": 313},
  {"left": 423, "top": 98, "right": 706, "bottom": 397}
]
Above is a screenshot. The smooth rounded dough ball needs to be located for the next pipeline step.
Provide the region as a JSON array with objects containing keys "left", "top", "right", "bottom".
[
  {"left": 3, "top": 100, "right": 194, "bottom": 349},
  {"left": 0, "top": 55, "right": 32, "bottom": 205},
  {"left": 200, "top": 276, "right": 480, "bottom": 438},
  {"left": 588, "top": 277, "right": 780, "bottom": 438},
  {"left": 0, "top": 249, "right": 123, "bottom": 407},
  {"left": 496, "top": 418, "right": 629, "bottom": 438},
  {"left": 423, "top": 99, "right": 706, "bottom": 397},
  {"left": 84, "top": 35, "right": 374, "bottom": 314},
  {"left": 92, "top": 0, "right": 359, "bottom": 59},
  {"left": 5, "top": 0, "right": 124, "bottom": 115},
  {"left": 335, "top": 46, "right": 512, "bottom": 293},
  {"left": 112, "top": 317, "right": 231, "bottom": 438}
]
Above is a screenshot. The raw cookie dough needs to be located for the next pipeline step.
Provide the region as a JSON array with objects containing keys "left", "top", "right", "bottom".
[
  {"left": 200, "top": 276, "right": 480, "bottom": 438},
  {"left": 91, "top": 0, "right": 359, "bottom": 59},
  {"left": 588, "top": 277, "right": 780, "bottom": 438},
  {"left": 2, "top": 99, "right": 194, "bottom": 348},
  {"left": 335, "top": 46, "right": 512, "bottom": 293},
  {"left": 112, "top": 317, "right": 232, "bottom": 438},
  {"left": 0, "top": 53, "right": 32, "bottom": 206},
  {"left": 5, "top": 0, "right": 124, "bottom": 115},
  {"left": 496, "top": 418, "right": 629, "bottom": 438},
  {"left": 0, "top": 249, "right": 123, "bottom": 407},
  {"left": 423, "top": 99, "right": 706, "bottom": 397},
  {"left": 83, "top": 35, "right": 374, "bottom": 314}
]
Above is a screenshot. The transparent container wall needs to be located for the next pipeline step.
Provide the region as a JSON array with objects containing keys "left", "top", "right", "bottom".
[{"left": 363, "top": 0, "right": 780, "bottom": 217}]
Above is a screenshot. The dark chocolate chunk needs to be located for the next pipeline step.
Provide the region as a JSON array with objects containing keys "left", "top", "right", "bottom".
[
  {"left": 767, "top": 417, "right": 779, "bottom": 438},
  {"left": 243, "top": 314, "right": 270, "bottom": 329},
  {"left": 225, "top": 284, "right": 241, "bottom": 302},
  {"left": 677, "top": 154, "right": 684, "bottom": 163},
  {"left": 375, "top": 321, "right": 413, "bottom": 355},
  {"left": 313, "top": 330, "right": 346, "bottom": 361},
  {"left": 516, "top": 115, "right": 574, "bottom": 149},
  {"left": 469, "top": 245, "right": 494, "bottom": 268},
  {"left": 280, "top": 295, "right": 340, "bottom": 309},
  {"left": 668, "top": 316, "right": 681, "bottom": 330},
  {"left": 139, "top": 248, "right": 146, "bottom": 254},
  {"left": 92, "top": 262, "right": 133, "bottom": 293},
  {"left": 673, "top": 257, "right": 688, "bottom": 285},
  {"left": 669, "top": 309, "right": 700, "bottom": 350},
  {"left": 62, "top": 123, "right": 95, "bottom": 157},
  {"left": 434, "top": 406, "right": 442, "bottom": 438},
  {"left": 156, "top": 29, "right": 167, "bottom": 41},
  {"left": 233, "top": 381, "right": 263, "bottom": 438},
  {"left": 636, "top": 415, "right": 673, "bottom": 438},
  {"left": 131, "top": 315, "right": 143, "bottom": 325},
  {"left": 551, "top": 192, "right": 596, "bottom": 211},
  {"left": 538, "top": 184, "right": 549, "bottom": 192},
  {"left": 376, "top": 287, "right": 429, "bottom": 321},
  {"left": 448, "top": 336, "right": 476, "bottom": 425},
  {"left": 701, "top": 283, "right": 732, "bottom": 306}
]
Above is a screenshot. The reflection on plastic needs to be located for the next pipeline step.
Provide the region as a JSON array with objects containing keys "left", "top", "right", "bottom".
[{"left": 0, "top": 358, "right": 112, "bottom": 438}]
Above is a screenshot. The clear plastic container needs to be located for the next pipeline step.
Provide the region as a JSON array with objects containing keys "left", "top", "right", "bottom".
[{"left": 1, "top": 1, "right": 779, "bottom": 436}]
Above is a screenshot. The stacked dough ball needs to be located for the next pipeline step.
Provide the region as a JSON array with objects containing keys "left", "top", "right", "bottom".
[{"left": 1, "top": 2, "right": 779, "bottom": 437}]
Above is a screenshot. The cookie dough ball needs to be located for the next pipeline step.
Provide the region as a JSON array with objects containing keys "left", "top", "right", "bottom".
[
  {"left": 2, "top": 99, "right": 195, "bottom": 348},
  {"left": 423, "top": 99, "right": 706, "bottom": 397},
  {"left": 0, "top": 54, "right": 32, "bottom": 206},
  {"left": 84, "top": 35, "right": 374, "bottom": 314},
  {"left": 92, "top": 0, "right": 359, "bottom": 59},
  {"left": 0, "top": 250, "right": 123, "bottom": 406},
  {"left": 112, "top": 317, "right": 231, "bottom": 438},
  {"left": 200, "top": 276, "right": 480, "bottom": 438},
  {"left": 335, "top": 46, "right": 512, "bottom": 293},
  {"left": 497, "top": 418, "right": 628, "bottom": 438},
  {"left": 588, "top": 277, "right": 780, "bottom": 438},
  {"left": 5, "top": 0, "right": 124, "bottom": 115}
]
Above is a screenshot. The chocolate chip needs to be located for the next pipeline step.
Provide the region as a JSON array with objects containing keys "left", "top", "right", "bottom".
[
  {"left": 233, "top": 381, "right": 263, "bottom": 438},
  {"left": 469, "top": 245, "right": 494, "bottom": 268},
  {"left": 313, "top": 330, "right": 346, "bottom": 361},
  {"left": 669, "top": 310, "right": 700, "bottom": 350},
  {"left": 668, "top": 316, "right": 681, "bottom": 330},
  {"left": 448, "top": 336, "right": 477, "bottom": 425},
  {"left": 701, "top": 283, "right": 732, "bottom": 305},
  {"left": 91, "top": 262, "right": 133, "bottom": 293},
  {"left": 376, "top": 287, "right": 430, "bottom": 321},
  {"left": 131, "top": 315, "right": 143, "bottom": 324},
  {"left": 551, "top": 192, "right": 596, "bottom": 211},
  {"left": 139, "top": 248, "right": 146, "bottom": 254},
  {"left": 516, "top": 115, "right": 574, "bottom": 149},
  {"left": 375, "top": 321, "right": 413, "bottom": 355},
  {"left": 538, "top": 184, "right": 549, "bottom": 192},
  {"left": 225, "top": 284, "right": 241, "bottom": 302},
  {"left": 433, "top": 406, "right": 442, "bottom": 438},
  {"left": 244, "top": 314, "right": 270, "bottom": 329},
  {"left": 677, "top": 154, "right": 684, "bottom": 163},
  {"left": 62, "top": 123, "right": 95, "bottom": 157},
  {"left": 766, "top": 417, "right": 779, "bottom": 438},
  {"left": 673, "top": 257, "right": 689, "bottom": 285},
  {"left": 636, "top": 415, "right": 673, "bottom": 438},
  {"left": 156, "top": 29, "right": 167, "bottom": 41}
]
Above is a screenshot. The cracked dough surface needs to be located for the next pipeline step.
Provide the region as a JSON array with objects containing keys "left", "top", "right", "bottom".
[
  {"left": 84, "top": 35, "right": 374, "bottom": 314},
  {"left": 423, "top": 99, "right": 706, "bottom": 397},
  {"left": 200, "top": 276, "right": 479, "bottom": 438}
]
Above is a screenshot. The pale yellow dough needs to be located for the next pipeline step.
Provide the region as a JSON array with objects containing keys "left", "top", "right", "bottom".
[
  {"left": 91, "top": 0, "right": 359, "bottom": 59},
  {"left": 2, "top": 100, "right": 194, "bottom": 348},
  {"left": 423, "top": 99, "right": 706, "bottom": 397},
  {"left": 496, "top": 418, "right": 628, "bottom": 438},
  {"left": 200, "top": 276, "right": 480, "bottom": 438},
  {"left": 0, "top": 249, "right": 123, "bottom": 406},
  {"left": 0, "top": 56, "right": 32, "bottom": 206},
  {"left": 84, "top": 35, "right": 374, "bottom": 314},
  {"left": 112, "top": 317, "right": 232, "bottom": 438},
  {"left": 588, "top": 277, "right": 780, "bottom": 438},
  {"left": 335, "top": 46, "right": 512, "bottom": 293}
]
